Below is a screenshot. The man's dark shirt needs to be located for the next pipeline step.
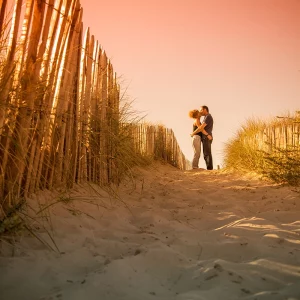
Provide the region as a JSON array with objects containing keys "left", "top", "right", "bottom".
[{"left": 203, "top": 113, "right": 213, "bottom": 136}]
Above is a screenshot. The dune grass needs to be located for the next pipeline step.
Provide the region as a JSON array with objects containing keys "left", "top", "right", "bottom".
[{"left": 223, "top": 113, "right": 300, "bottom": 186}]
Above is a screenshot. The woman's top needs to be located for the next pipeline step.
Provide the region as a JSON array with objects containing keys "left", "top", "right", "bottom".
[{"left": 193, "top": 124, "right": 202, "bottom": 137}]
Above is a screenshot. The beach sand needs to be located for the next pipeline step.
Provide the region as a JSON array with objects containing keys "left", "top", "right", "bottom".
[{"left": 1, "top": 162, "right": 300, "bottom": 300}]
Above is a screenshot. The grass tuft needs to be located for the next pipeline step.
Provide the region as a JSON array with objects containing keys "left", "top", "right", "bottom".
[{"left": 223, "top": 113, "right": 300, "bottom": 186}]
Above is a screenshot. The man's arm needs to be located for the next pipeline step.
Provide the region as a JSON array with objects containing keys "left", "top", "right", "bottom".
[
  {"left": 191, "top": 121, "right": 207, "bottom": 136},
  {"left": 191, "top": 121, "right": 212, "bottom": 140}
]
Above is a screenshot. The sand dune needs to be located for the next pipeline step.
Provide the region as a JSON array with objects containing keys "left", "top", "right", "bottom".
[{"left": 0, "top": 162, "right": 300, "bottom": 300}]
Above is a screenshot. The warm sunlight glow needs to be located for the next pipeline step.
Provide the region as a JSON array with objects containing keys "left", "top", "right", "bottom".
[{"left": 249, "top": 259, "right": 300, "bottom": 277}]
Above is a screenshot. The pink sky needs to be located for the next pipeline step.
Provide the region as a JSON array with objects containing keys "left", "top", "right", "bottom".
[{"left": 81, "top": 0, "right": 300, "bottom": 168}]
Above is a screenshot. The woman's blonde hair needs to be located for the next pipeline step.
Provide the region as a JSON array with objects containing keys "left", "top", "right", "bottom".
[{"left": 189, "top": 109, "right": 199, "bottom": 119}]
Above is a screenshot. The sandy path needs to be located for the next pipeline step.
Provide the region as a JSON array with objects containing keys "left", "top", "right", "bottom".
[{"left": 1, "top": 162, "right": 300, "bottom": 300}]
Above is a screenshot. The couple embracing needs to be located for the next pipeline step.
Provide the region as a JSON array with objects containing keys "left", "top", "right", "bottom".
[{"left": 189, "top": 106, "right": 214, "bottom": 170}]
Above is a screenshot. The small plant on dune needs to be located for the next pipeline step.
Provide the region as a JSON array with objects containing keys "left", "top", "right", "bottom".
[
  {"left": 0, "top": 197, "right": 61, "bottom": 253},
  {"left": 262, "top": 146, "right": 300, "bottom": 186},
  {"left": 0, "top": 201, "right": 25, "bottom": 235}
]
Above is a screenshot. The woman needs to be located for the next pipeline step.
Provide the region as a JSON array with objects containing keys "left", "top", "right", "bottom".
[{"left": 188, "top": 109, "right": 209, "bottom": 169}]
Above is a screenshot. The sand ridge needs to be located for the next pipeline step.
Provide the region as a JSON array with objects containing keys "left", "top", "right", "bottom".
[{"left": 0, "top": 162, "right": 300, "bottom": 300}]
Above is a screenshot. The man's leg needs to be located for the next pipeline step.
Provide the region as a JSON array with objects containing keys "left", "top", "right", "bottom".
[
  {"left": 202, "top": 138, "right": 213, "bottom": 170},
  {"left": 192, "top": 135, "right": 201, "bottom": 168}
]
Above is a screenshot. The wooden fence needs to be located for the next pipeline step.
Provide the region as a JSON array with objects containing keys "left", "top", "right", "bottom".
[
  {"left": 241, "top": 117, "right": 300, "bottom": 153},
  {"left": 0, "top": 0, "right": 188, "bottom": 218},
  {"left": 129, "top": 123, "right": 189, "bottom": 170}
]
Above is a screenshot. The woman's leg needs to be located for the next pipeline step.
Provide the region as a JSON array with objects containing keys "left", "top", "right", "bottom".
[{"left": 192, "top": 135, "right": 201, "bottom": 168}]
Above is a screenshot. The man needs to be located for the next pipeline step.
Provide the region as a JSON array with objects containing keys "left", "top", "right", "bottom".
[{"left": 190, "top": 106, "right": 214, "bottom": 170}]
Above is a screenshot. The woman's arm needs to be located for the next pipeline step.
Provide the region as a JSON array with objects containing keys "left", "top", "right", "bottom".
[
  {"left": 191, "top": 119, "right": 208, "bottom": 136},
  {"left": 191, "top": 119, "right": 212, "bottom": 140}
]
